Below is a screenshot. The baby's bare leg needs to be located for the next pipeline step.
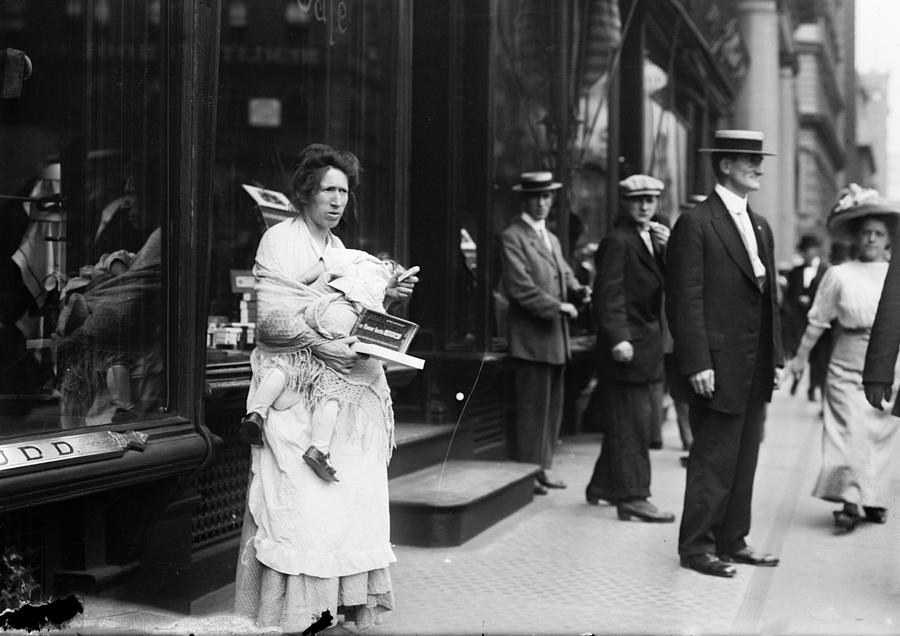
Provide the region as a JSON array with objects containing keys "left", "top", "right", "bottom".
[
  {"left": 247, "top": 367, "right": 288, "bottom": 419},
  {"left": 106, "top": 364, "right": 134, "bottom": 411},
  {"left": 311, "top": 399, "right": 339, "bottom": 452}
]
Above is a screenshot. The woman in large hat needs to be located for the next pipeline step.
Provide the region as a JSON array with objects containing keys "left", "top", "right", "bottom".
[{"left": 790, "top": 184, "right": 900, "bottom": 531}]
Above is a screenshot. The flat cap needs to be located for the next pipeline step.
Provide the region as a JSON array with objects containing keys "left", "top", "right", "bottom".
[{"left": 619, "top": 174, "right": 664, "bottom": 198}]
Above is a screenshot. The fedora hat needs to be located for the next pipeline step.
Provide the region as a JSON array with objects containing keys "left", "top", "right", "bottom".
[
  {"left": 698, "top": 129, "right": 776, "bottom": 156},
  {"left": 619, "top": 174, "right": 664, "bottom": 198},
  {"left": 512, "top": 171, "right": 562, "bottom": 192},
  {"left": 826, "top": 183, "right": 900, "bottom": 238}
]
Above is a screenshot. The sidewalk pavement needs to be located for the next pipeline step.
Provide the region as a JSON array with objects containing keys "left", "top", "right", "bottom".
[{"left": 60, "top": 388, "right": 900, "bottom": 635}]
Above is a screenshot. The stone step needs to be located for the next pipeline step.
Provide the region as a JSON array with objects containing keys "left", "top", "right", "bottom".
[
  {"left": 388, "top": 422, "right": 457, "bottom": 479},
  {"left": 389, "top": 459, "right": 540, "bottom": 547}
]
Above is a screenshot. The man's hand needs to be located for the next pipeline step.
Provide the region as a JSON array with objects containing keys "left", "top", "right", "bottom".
[
  {"left": 773, "top": 367, "right": 786, "bottom": 390},
  {"left": 689, "top": 368, "right": 715, "bottom": 399},
  {"left": 384, "top": 268, "right": 419, "bottom": 307},
  {"left": 559, "top": 302, "right": 578, "bottom": 320},
  {"left": 611, "top": 341, "right": 633, "bottom": 363},
  {"left": 864, "top": 382, "right": 893, "bottom": 410},
  {"left": 788, "top": 356, "right": 806, "bottom": 381},
  {"left": 311, "top": 336, "right": 361, "bottom": 374},
  {"left": 648, "top": 221, "right": 671, "bottom": 247}
]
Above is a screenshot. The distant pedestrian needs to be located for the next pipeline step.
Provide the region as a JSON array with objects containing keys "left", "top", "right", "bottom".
[
  {"left": 792, "top": 185, "right": 900, "bottom": 531},
  {"left": 585, "top": 174, "right": 675, "bottom": 523},
  {"left": 782, "top": 233, "right": 831, "bottom": 401},
  {"left": 666, "top": 130, "right": 784, "bottom": 578},
  {"left": 500, "top": 171, "right": 591, "bottom": 495}
]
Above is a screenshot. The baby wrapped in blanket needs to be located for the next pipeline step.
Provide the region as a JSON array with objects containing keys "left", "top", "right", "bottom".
[{"left": 243, "top": 248, "right": 400, "bottom": 481}]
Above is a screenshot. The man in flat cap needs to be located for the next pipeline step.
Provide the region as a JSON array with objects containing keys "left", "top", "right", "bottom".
[
  {"left": 585, "top": 174, "right": 675, "bottom": 522},
  {"left": 666, "top": 130, "right": 784, "bottom": 577},
  {"left": 501, "top": 171, "right": 590, "bottom": 494}
]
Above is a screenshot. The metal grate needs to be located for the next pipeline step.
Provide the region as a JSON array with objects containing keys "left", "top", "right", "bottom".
[
  {"left": 190, "top": 418, "right": 249, "bottom": 546},
  {"left": 0, "top": 507, "right": 45, "bottom": 606}
]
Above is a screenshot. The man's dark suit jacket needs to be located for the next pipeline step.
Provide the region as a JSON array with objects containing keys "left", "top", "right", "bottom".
[
  {"left": 782, "top": 260, "right": 828, "bottom": 356},
  {"left": 665, "top": 191, "right": 784, "bottom": 415},
  {"left": 864, "top": 249, "right": 900, "bottom": 416},
  {"left": 593, "top": 218, "right": 664, "bottom": 384}
]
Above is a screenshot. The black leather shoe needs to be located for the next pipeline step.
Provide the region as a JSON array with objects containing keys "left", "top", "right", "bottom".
[
  {"left": 239, "top": 412, "right": 264, "bottom": 446},
  {"left": 616, "top": 499, "right": 675, "bottom": 523},
  {"left": 536, "top": 470, "right": 566, "bottom": 489},
  {"left": 585, "top": 485, "right": 617, "bottom": 505},
  {"left": 680, "top": 553, "right": 736, "bottom": 578},
  {"left": 864, "top": 506, "right": 887, "bottom": 524},
  {"left": 534, "top": 482, "right": 549, "bottom": 495},
  {"left": 834, "top": 505, "right": 861, "bottom": 531},
  {"left": 717, "top": 547, "right": 779, "bottom": 567},
  {"left": 303, "top": 446, "right": 339, "bottom": 482}
]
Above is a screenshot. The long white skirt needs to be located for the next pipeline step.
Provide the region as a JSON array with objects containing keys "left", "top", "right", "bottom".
[
  {"left": 234, "top": 356, "right": 396, "bottom": 632},
  {"left": 813, "top": 331, "right": 900, "bottom": 508}
]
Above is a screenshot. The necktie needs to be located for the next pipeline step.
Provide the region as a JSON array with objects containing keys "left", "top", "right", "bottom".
[
  {"left": 539, "top": 227, "right": 552, "bottom": 252},
  {"left": 640, "top": 229, "right": 654, "bottom": 255}
]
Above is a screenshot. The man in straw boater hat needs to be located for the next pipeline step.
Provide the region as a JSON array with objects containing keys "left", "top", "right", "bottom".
[
  {"left": 584, "top": 174, "right": 675, "bottom": 523},
  {"left": 665, "top": 130, "right": 785, "bottom": 578},
  {"left": 500, "top": 171, "right": 591, "bottom": 495}
]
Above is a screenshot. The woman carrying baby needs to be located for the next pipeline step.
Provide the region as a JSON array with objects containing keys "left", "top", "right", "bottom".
[{"left": 234, "top": 144, "right": 417, "bottom": 633}]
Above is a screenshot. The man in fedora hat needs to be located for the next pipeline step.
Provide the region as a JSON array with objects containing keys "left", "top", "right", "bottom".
[
  {"left": 501, "top": 171, "right": 590, "bottom": 494},
  {"left": 585, "top": 174, "right": 675, "bottom": 522},
  {"left": 666, "top": 130, "right": 784, "bottom": 577}
]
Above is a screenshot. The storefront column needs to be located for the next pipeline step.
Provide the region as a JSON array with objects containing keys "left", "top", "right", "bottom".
[
  {"left": 779, "top": 61, "right": 798, "bottom": 263},
  {"left": 734, "top": 0, "right": 784, "bottom": 259}
]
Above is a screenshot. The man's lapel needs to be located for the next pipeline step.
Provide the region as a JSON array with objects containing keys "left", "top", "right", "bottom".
[{"left": 709, "top": 194, "right": 759, "bottom": 289}]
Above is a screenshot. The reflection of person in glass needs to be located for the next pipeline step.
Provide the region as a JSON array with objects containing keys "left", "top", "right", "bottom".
[
  {"left": 234, "top": 144, "right": 416, "bottom": 633},
  {"left": 55, "top": 160, "right": 162, "bottom": 427}
]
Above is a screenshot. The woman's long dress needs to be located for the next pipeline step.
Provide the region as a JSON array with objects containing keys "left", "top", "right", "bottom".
[
  {"left": 806, "top": 260, "right": 900, "bottom": 508},
  {"left": 234, "top": 218, "right": 395, "bottom": 632}
]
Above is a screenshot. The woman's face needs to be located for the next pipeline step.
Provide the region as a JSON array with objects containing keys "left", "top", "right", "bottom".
[
  {"left": 856, "top": 217, "right": 891, "bottom": 262},
  {"left": 304, "top": 167, "right": 349, "bottom": 232}
]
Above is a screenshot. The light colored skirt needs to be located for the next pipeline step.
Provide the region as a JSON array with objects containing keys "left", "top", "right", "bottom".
[
  {"left": 234, "top": 509, "right": 394, "bottom": 632},
  {"left": 813, "top": 330, "right": 900, "bottom": 507}
]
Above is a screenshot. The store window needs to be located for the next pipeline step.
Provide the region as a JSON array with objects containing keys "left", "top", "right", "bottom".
[
  {"left": 208, "top": 0, "right": 409, "bottom": 360},
  {"left": 0, "top": 0, "right": 170, "bottom": 437},
  {"left": 643, "top": 59, "right": 688, "bottom": 226},
  {"left": 490, "top": 0, "right": 619, "bottom": 343}
]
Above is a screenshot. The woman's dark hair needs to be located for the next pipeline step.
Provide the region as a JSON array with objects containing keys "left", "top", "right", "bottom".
[{"left": 289, "top": 144, "right": 361, "bottom": 218}]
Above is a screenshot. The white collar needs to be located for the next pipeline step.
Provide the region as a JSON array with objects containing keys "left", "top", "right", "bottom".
[
  {"left": 805, "top": 257, "right": 821, "bottom": 270},
  {"left": 715, "top": 183, "right": 748, "bottom": 215},
  {"left": 520, "top": 212, "right": 547, "bottom": 233}
]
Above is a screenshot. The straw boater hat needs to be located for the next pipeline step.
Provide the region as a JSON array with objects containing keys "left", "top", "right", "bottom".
[
  {"left": 826, "top": 183, "right": 900, "bottom": 239},
  {"left": 698, "top": 129, "right": 776, "bottom": 156},
  {"left": 619, "top": 174, "right": 664, "bottom": 198},
  {"left": 512, "top": 171, "right": 563, "bottom": 192}
]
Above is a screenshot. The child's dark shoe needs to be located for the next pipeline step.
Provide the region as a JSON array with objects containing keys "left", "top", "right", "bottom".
[
  {"left": 303, "top": 446, "right": 339, "bottom": 482},
  {"left": 239, "top": 412, "right": 264, "bottom": 446}
]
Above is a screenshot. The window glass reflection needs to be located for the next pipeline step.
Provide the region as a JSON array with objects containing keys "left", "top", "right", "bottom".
[{"left": 0, "top": 0, "right": 168, "bottom": 438}]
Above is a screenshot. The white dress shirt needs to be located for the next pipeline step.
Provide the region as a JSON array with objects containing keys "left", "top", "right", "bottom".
[
  {"left": 803, "top": 257, "right": 821, "bottom": 289},
  {"left": 715, "top": 184, "right": 766, "bottom": 280},
  {"left": 520, "top": 212, "right": 552, "bottom": 251}
]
